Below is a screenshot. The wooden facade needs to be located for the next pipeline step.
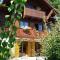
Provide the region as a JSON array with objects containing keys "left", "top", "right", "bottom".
[
  {"left": 0, "top": 0, "right": 56, "bottom": 57},
  {"left": 23, "top": 7, "right": 45, "bottom": 19},
  {"left": 15, "top": 0, "right": 56, "bottom": 57}
]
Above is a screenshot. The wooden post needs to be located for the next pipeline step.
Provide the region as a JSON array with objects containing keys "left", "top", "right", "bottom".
[
  {"left": 31, "top": 42, "right": 35, "bottom": 56},
  {"left": 27, "top": 42, "right": 32, "bottom": 56},
  {"left": 26, "top": 41, "right": 35, "bottom": 57},
  {"left": 43, "top": 16, "right": 47, "bottom": 30},
  {"left": 47, "top": 9, "right": 53, "bottom": 20}
]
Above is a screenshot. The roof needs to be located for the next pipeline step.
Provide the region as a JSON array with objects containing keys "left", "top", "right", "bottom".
[
  {"left": 43, "top": 0, "right": 59, "bottom": 14},
  {"left": 0, "top": 0, "right": 59, "bottom": 15}
]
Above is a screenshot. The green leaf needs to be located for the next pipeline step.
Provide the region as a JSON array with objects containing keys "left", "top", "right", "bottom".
[
  {"left": 0, "top": 46, "right": 3, "bottom": 52},
  {"left": 8, "top": 43, "right": 13, "bottom": 48},
  {"left": 12, "top": 26, "right": 17, "bottom": 31},
  {"left": 5, "top": 21, "right": 11, "bottom": 27},
  {"left": 0, "top": 0, "right": 26, "bottom": 59},
  {"left": 0, "top": 31, "right": 9, "bottom": 39},
  {"left": 0, "top": 41, "right": 2, "bottom": 46},
  {"left": 2, "top": 41, "right": 7, "bottom": 47},
  {"left": 9, "top": 37, "right": 15, "bottom": 43},
  {"left": 20, "top": 0, "right": 27, "bottom": 4}
]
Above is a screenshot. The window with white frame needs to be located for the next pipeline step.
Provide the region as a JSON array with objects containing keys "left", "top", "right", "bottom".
[
  {"left": 20, "top": 20, "right": 28, "bottom": 29},
  {"left": 0, "top": 0, "right": 3, "bottom": 4}
]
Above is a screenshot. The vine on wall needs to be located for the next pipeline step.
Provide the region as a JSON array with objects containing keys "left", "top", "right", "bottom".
[{"left": 0, "top": 0, "right": 26, "bottom": 60}]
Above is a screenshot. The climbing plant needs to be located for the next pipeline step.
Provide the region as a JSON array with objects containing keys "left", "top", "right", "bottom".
[{"left": 0, "top": 0, "right": 26, "bottom": 60}]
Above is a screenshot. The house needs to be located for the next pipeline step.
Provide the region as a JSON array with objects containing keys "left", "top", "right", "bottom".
[{"left": 0, "top": 0, "right": 57, "bottom": 57}]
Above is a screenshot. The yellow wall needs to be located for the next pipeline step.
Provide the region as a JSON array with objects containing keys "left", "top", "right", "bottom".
[
  {"left": 15, "top": 41, "right": 20, "bottom": 57},
  {"left": 10, "top": 41, "right": 36, "bottom": 57}
]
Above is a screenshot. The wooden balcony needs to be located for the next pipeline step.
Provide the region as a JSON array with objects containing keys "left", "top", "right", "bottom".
[
  {"left": 16, "top": 28, "right": 36, "bottom": 38},
  {"left": 23, "top": 7, "right": 45, "bottom": 19},
  {"left": 36, "top": 30, "right": 48, "bottom": 39},
  {"left": 16, "top": 28, "right": 48, "bottom": 40}
]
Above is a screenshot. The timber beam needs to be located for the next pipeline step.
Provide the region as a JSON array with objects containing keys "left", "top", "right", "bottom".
[{"left": 46, "top": 9, "right": 54, "bottom": 21}]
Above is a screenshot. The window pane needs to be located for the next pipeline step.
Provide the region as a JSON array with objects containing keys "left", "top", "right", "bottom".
[
  {"left": 38, "top": 23, "right": 43, "bottom": 31},
  {"left": 0, "top": 0, "right": 3, "bottom": 4},
  {"left": 20, "top": 20, "right": 28, "bottom": 29},
  {"left": 20, "top": 21, "right": 24, "bottom": 28},
  {"left": 24, "top": 21, "right": 28, "bottom": 29}
]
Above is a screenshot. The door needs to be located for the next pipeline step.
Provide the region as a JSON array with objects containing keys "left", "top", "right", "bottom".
[
  {"left": 20, "top": 41, "right": 28, "bottom": 56},
  {"left": 20, "top": 41, "right": 35, "bottom": 57}
]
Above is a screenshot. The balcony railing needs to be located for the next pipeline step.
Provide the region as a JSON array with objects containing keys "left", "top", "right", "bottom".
[
  {"left": 23, "top": 7, "right": 45, "bottom": 19},
  {"left": 16, "top": 28, "right": 48, "bottom": 40},
  {"left": 16, "top": 28, "right": 36, "bottom": 38},
  {"left": 35, "top": 30, "right": 48, "bottom": 39}
]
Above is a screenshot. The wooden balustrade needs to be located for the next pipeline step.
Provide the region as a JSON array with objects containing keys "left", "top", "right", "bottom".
[
  {"left": 16, "top": 28, "right": 48, "bottom": 40},
  {"left": 35, "top": 30, "right": 48, "bottom": 39},
  {"left": 16, "top": 28, "right": 36, "bottom": 38}
]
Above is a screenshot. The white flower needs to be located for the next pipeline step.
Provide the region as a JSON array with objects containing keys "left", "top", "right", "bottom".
[
  {"left": 5, "top": 15, "right": 10, "bottom": 18},
  {"left": 6, "top": 37, "right": 9, "bottom": 42},
  {"left": 8, "top": 7, "right": 12, "bottom": 12},
  {"left": 10, "top": 0, "right": 14, "bottom": 4},
  {"left": 2, "top": 38, "right": 6, "bottom": 42},
  {"left": 2, "top": 37, "right": 9, "bottom": 42}
]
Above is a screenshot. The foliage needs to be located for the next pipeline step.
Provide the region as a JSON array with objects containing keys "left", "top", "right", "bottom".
[
  {"left": 43, "top": 1, "right": 60, "bottom": 60},
  {"left": 50, "top": 0, "right": 60, "bottom": 10},
  {"left": 0, "top": 0, "right": 26, "bottom": 60},
  {"left": 43, "top": 20, "right": 60, "bottom": 60}
]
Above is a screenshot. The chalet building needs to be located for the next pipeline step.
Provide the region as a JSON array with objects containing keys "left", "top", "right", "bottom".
[{"left": 0, "top": 0, "right": 57, "bottom": 57}]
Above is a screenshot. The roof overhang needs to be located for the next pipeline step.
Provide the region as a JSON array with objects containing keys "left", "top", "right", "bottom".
[{"left": 43, "top": 0, "right": 59, "bottom": 14}]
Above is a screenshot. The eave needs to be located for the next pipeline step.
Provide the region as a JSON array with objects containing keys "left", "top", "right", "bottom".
[
  {"left": 43, "top": 0, "right": 59, "bottom": 14},
  {"left": 23, "top": 7, "right": 45, "bottom": 19}
]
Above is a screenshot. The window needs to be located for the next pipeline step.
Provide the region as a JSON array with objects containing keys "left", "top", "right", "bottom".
[
  {"left": 35, "top": 22, "right": 43, "bottom": 32},
  {"left": 20, "top": 20, "right": 28, "bottom": 29},
  {"left": 35, "top": 42, "right": 41, "bottom": 56},
  {"left": 38, "top": 23, "right": 43, "bottom": 31},
  {"left": 20, "top": 42, "right": 28, "bottom": 56},
  {"left": 0, "top": 0, "right": 3, "bottom": 4},
  {"left": 35, "top": 24, "right": 38, "bottom": 30}
]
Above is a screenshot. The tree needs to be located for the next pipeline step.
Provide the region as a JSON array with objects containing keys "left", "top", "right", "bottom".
[
  {"left": 43, "top": 20, "right": 60, "bottom": 60},
  {"left": 50, "top": 0, "right": 60, "bottom": 9},
  {"left": 42, "top": 1, "right": 60, "bottom": 60},
  {"left": 0, "top": 0, "right": 26, "bottom": 60}
]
